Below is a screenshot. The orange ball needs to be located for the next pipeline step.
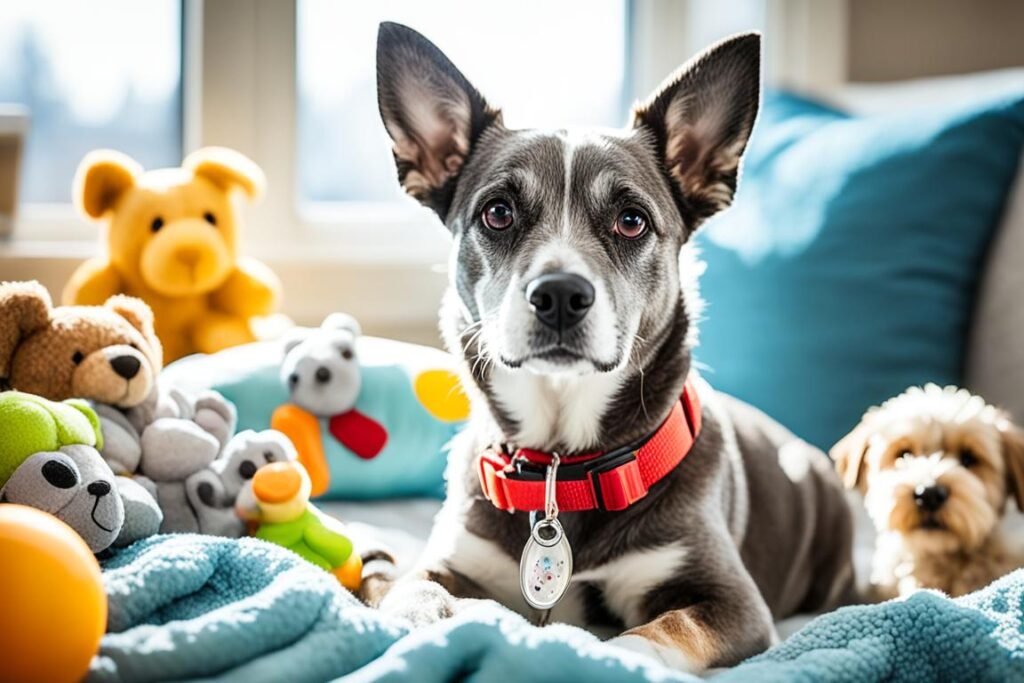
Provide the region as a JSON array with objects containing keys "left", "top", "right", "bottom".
[{"left": 0, "top": 504, "right": 106, "bottom": 683}]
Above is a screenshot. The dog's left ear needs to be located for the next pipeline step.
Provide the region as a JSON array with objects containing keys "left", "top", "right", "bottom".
[
  {"left": 998, "top": 419, "right": 1024, "bottom": 510},
  {"left": 830, "top": 421, "right": 872, "bottom": 492},
  {"left": 632, "top": 32, "right": 761, "bottom": 229},
  {"left": 376, "top": 22, "right": 502, "bottom": 220}
]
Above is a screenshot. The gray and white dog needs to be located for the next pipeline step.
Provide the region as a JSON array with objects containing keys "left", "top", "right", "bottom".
[{"left": 367, "top": 22, "right": 854, "bottom": 671}]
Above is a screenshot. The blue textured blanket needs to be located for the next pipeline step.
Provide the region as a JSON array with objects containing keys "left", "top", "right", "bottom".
[{"left": 91, "top": 535, "right": 1024, "bottom": 682}]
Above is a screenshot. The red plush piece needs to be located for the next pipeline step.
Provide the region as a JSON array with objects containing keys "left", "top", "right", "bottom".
[{"left": 328, "top": 410, "right": 388, "bottom": 459}]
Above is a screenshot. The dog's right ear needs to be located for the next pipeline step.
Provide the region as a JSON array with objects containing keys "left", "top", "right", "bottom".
[
  {"left": 376, "top": 22, "right": 502, "bottom": 219},
  {"left": 0, "top": 281, "right": 53, "bottom": 383},
  {"left": 830, "top": 420, "right": 873, "bottom": 491},
  {"left": 998, "top": 419, "right": 1024, "bottom": 511}
]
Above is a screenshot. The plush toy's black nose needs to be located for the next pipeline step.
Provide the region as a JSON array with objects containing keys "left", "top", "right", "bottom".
[
  {"left": 914, "top": 484, "right": 949, "bottom": 511},
  {"left": 110, "top": 355, "right": 141, "bottom": 379},
  {"left": 526, "top": 273, "right": 595, "bottom": 332},
  {"left": 87, "top": 480, "right": 111, "bottom": 497},
  {"left": 315, "top": 366, "right": 332, "bottom": 384}
]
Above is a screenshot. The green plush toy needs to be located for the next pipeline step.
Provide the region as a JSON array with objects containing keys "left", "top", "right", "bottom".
[
  {"left": 0, "top": 391, "right": 133, "bottom": 552},
  {"left": 0, "top": 392, "right": 102, "bottom": 483}
]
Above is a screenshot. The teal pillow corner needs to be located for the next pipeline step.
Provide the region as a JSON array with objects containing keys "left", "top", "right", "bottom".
[{"left": 694, "top": 90, "right": 1024, "bottom": 450}]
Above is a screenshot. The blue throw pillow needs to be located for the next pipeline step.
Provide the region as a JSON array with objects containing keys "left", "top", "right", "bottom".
[{"left": 694, "top": 90, "right": 1024, "bottom": 450}]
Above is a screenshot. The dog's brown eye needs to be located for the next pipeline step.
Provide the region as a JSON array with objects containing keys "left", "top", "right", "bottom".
[
  {"left": 72, "top": 351, "right": 85, "bottom": 365},
  {"left": 341, "top": 348, "right": 354, "bottom": 360},
  {"left": 614, "top": 208, "right": 648, "bottom": 239},
  {"left": 203, "top": 211, "right": 217, "bottom": 226},
  {"left": 482, "top": 200, "right": 514, "bottom": 230},
  {"left": 151, "top": 216, "right": 164, "bottom": 232},
  {"left": 959, "top": 450, "right": 978, "bottom": 468},
  {"left": 896, "top": 449, "right": 913, "bottom": 460}
]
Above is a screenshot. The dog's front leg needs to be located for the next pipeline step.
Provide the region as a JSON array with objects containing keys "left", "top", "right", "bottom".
[{"left": 608, "top": 544, "right": 777, "bottom": 672}]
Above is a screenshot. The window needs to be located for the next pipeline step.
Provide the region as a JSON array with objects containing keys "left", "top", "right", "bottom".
[
  {"left": 0, "top": 0, "right": 182, "bottom": 204},
  {"left": 296, "top": 0, "right": 630, "bottom": 205}
]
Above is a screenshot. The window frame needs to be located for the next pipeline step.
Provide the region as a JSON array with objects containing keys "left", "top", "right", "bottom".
[{"left": 9, "top": 0, "right": 847, "bottom": 267}]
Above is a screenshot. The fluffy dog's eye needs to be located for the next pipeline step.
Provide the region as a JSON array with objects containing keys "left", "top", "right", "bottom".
[
  {"left": 151, "top": 216, "right": 164, "bottom": 232},
  {"left": 614, "top": 208, "right": 648, "bottom": 239},
  {"left": 482, "top": 200, "right": 514, "bottom": 230},
  {"left": 71, "top": 350, "right": 85, "bottom": 365},
  {"left": 203, "top": 211, "right": 217, "bottom": 226},
  {"left": 263, "top": 450, "right": 275, "bottom": 463},
  {"left": 959, "top": 450, "right": 978, "bottom": 468},
  {"left": 896, "top": 449, "right": 913, "bottom": 460},
  {"left": 341, "top": 347, "right": 354, "bottom": 360}
]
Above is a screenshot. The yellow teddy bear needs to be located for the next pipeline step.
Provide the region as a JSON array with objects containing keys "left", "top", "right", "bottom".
[{"left": 63, "top": 147, "right": 282, "bottom": 364}]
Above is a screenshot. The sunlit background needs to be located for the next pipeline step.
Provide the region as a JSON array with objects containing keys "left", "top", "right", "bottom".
[{"left": 0, "top": 0, "right": 181, "bottom": 203}]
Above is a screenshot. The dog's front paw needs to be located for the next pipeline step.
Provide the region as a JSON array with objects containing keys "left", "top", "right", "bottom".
[
  {"left": 604, "top": 634, "right": 699, "bottom": 673},
  {"left": 378, "top": 579, "right": 457, "bottom": 627}
]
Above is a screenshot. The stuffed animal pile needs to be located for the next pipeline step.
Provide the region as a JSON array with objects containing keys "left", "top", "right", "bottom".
[
  {"left": 63, "top": 147, "right": 282, "bottom": 363},
  {"left": 0, "top": 280, "right": 299, "bottom": 550}
]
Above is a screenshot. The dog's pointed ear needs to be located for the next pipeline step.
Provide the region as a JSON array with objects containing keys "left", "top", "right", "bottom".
[
  {"left": 376, "top": 21, "right": 502, "bottom": 219},
  {"left": 830, "top": 419, "right": 873, "bottom": 491},
  {"left": 0, "top": 280, "right": 53, "bottom": 383},
  {"left": 632, "top": 32, "right": 761, "bottom": 229},
  {"left": 998, "top": 418, "right": 1024, "bottom": 511}
]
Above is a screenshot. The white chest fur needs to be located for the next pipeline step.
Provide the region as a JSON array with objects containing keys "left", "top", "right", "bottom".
[{"left": 490, "top": 367, "right": 624, "bottom": 451}]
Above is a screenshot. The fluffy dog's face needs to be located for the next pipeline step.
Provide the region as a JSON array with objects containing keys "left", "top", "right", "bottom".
[
  {"left": 832, "top": 385, "right": 1024, "bottom": 553},
  {"left": 375, "top": 22, "right": 759, "bottom": 378}
]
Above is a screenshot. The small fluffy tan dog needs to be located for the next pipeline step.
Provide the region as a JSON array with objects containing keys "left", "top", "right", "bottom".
[{"left": 832, "top": 384, "right": 1024, "bottom": 598}]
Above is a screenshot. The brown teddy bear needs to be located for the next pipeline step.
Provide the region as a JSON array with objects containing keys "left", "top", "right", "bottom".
[
  {"left": 62, "top": 147, "right": 282, "bottom": 363},
  {"left": 0, "top": 280, "right": 162, "bottom": 409}
]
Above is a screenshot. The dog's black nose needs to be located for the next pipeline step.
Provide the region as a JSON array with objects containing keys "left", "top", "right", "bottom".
[
  {"left": 914, "top": 484, "right": 949, "bottom": 511},
  {"left": 315, "top": 366, "right": 332, "bottom": 383},
  {"left": 110, "top": 355, "right": 141, "bottom": 380},
  {"left": 526, "top": 273, "right": 595, "bottom": 331},
  {"left": 87, "top": 480, "right": 111, "bottom": 497}
]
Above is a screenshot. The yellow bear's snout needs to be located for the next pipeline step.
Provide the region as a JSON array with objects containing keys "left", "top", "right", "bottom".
[{"left": 140, "top": 217, "right": 234, "bottom": 297}]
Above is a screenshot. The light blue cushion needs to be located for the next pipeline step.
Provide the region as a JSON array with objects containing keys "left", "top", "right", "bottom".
[
  {"left": 163, "top": 338, "right": 466, "bottom": 499},
  {"left": 694, "top": 91, "right": 1024, "bottom": 450}
]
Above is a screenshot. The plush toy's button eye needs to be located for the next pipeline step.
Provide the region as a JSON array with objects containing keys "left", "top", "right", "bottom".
[
  {"left": 42, "top": 460, "right": 78, "bottom": 489},
  {"left": 72, "top": 350, "right": 85, "bottom": 365},
  {"left": 239, "top": 460, "right": 258, "bottom": 480},
  {"left": 151, "top": 216, "right": 164, "bottom": 232},
  {"left": 203, "top": 211, "right": 217, "bottom": 226}
]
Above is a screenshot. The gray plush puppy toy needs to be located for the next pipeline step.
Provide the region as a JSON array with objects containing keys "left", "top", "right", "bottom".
[
  {"left": 185, "top": 429, "right": 298, "bottom": 537},
  {"left": 1, "top": 444, "right": 125, "bottom": 553}
]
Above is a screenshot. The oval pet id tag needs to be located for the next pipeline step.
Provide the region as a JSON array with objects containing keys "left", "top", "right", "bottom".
[
  {"left": 519, "top": 453, "right": 573, "bottom": 611},
  {"left": 520, "top": 516, "right": 573, "bottom": 610}
]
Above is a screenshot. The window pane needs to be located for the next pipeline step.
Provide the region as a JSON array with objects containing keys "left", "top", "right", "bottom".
[
  {"left": 297, "top": 0, "right": 629, "bottom": 203},
  {"left": 0, "top": 0, "right": 182, "bottom": 204}
]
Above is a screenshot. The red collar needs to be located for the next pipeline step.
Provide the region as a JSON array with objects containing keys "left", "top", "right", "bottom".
[{"left": 477, "top": 378, "right": 702, "bottom": 513}]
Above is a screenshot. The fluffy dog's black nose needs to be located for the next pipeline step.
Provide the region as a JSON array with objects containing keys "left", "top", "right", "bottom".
[
  {"left": 315, "top": 366, "right": 332, "bottom": 383},
  {"left": 914, "top": 484, "right": 949, "bottom": 511},
  {"left": 110, "top": 355, "right": 141, "bottom": 379},
  {"left": 87, "top": 480, "right": 111, "bottom": 497},
  {"left": 526, "top": 273, "right": 595, "bottom": 331}
]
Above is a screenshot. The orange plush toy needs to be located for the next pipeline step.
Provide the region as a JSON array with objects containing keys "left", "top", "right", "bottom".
[{"left": 63, "top": 147, "right": 282, "bottom": 364}]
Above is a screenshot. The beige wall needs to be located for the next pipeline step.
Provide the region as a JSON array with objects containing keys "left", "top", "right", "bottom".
[{"left": 848, "top": 0, "right": 1024, "bottom": 81}]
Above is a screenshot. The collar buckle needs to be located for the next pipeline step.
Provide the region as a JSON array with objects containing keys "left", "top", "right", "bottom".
[{"left": 584, "top": 449, "right": 647, "bottom": 511}]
